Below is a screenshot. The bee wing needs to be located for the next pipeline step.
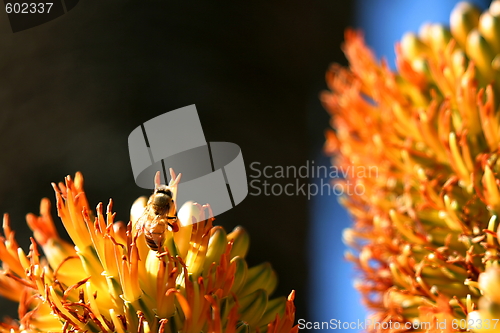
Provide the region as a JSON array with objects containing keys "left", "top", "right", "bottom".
[{"left": 135, "top": 205, "right": 154, "bottom": 233}]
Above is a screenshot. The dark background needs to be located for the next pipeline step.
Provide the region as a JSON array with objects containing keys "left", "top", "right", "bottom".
[{"left": 0, "top": 0, "right": 352, "bottom": 323}]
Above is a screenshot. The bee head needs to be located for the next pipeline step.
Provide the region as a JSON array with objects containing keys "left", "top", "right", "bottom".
[{"left": 153, "top": 186, "right": 173, "bottom": 207}]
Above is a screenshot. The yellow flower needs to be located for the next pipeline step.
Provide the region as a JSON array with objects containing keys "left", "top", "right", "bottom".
[
  {"left": 0, "top": 171, "right": 298, "bottom": 333},
  {"left": 324, "top": 1, "right": 500, "bottom": 332}
]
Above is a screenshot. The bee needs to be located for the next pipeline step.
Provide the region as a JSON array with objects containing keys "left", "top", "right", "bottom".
[{"left": 136, "top": 170, "right": 181, "bottom": 251}]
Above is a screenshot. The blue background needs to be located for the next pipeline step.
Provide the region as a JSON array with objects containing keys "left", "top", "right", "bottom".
[{"left": 309, "top": 0, "right": 489, "bottom": 331}]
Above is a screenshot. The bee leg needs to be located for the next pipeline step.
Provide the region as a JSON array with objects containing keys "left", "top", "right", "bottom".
[{"left": 168, "top": 222, "right": 179, "bottom": 232}]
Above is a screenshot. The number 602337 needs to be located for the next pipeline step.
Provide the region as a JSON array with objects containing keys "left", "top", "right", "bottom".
[{"left": 5, "top": 3, "right": 53, "bottom": 14}]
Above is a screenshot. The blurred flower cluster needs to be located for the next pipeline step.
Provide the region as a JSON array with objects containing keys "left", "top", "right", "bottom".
[
  {"left": 324, "top": 1, "right": 500, "bottom": 332},
  {"left": 0, "top": 172, "right": 297, "bottom": 333}
]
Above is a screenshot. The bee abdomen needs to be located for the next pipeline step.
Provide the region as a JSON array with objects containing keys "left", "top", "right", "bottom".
[{"left": 145, "top": 236, "right": 159, "bottom": 251}]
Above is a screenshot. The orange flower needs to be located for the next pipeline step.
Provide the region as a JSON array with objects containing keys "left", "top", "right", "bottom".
[
  {"left": 0, "top": 171, "right": 298, "bottom": 333},
  {"left": 324, "top": 1, "right": 500, "bottom": 332}
]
